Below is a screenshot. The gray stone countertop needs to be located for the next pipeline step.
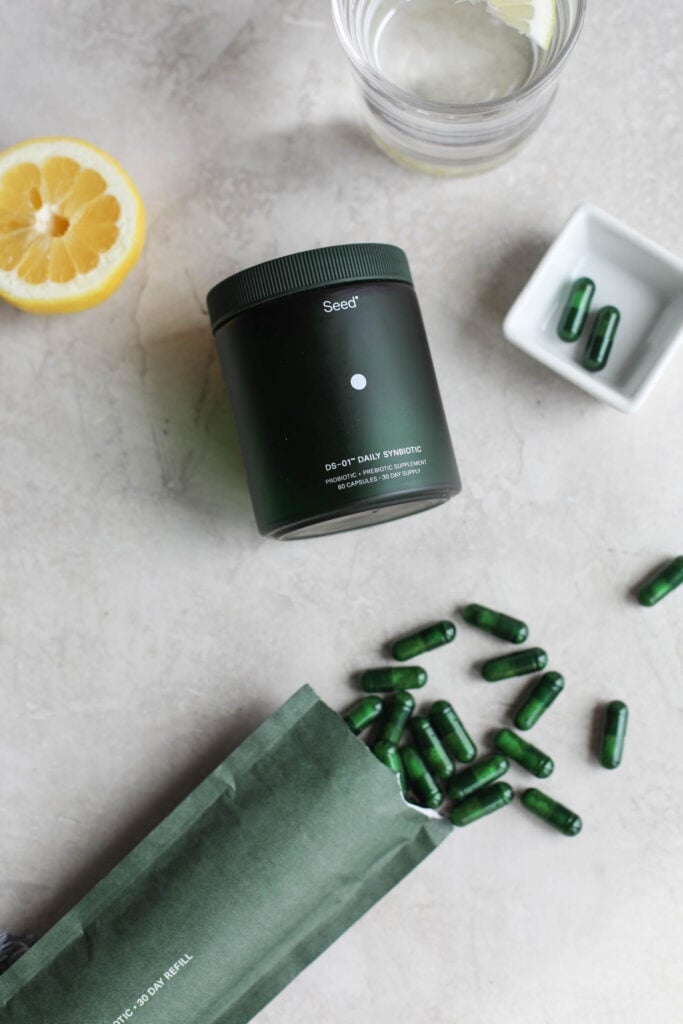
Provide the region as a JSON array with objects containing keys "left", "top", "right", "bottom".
[{"left": 0, "top": 2, "right": 681, "bottom": 1021}]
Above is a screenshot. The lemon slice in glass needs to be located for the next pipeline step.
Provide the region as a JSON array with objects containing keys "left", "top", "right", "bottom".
[
  {"left": 485, "top": 0, "right": 556, "bottom": 50},
  {"left": 0, "top": 137, "right": 145, "bottom": 314}
]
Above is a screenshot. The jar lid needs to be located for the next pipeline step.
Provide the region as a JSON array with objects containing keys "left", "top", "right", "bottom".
[{"left": 206, "top": 243, "right": 412, "bottom": 332}]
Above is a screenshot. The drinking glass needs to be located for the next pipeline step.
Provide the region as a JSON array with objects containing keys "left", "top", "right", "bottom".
[{"left": 331, "top": 0, "right": 586, "bottom": 175}]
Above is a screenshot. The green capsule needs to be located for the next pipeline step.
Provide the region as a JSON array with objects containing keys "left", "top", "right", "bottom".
[
  {"left": 400, "top": 745, "right": 442, "bottom": 809},
  {"left": 495, "top": 727, "right": 554, "bottom": 778},
  {"left": 521, "top": 787, "right": 582, "bottom": 837},
  {"left": 392, "top": 619, "right": 456, "bottom": 661},
  {"left": 514, "top": 671, "right": 565, "bottom": 730},
  {"left": 373, "top": 740, "right": 407, "bottom": 795},
  {"left": 360, "top": 665, "right": 427, "bottom": 693},
  {"left": 582, "top": 305, "right": 620, "bottom": 372},
  {"left": 449, "top": 782, "right": 514, "bottom": 827},
  {"left": 378, "top": 691, "right": 415, "bottom": 745},
  {"left": 638, "top": 555, "right": 683, "bottom": 607},
  {"left": 410, "top": 716, "right": 454, "bottom": 780},
  {"left": 482, "top": 647, "right": 547, "bottom": 682},
  {"left": 599, "top": 700, "right": 628, "bottom": 769},
  {"left": 557, "top": 277, "right": 595, "bottom": 341},
  {"left": 430, "top": 700, "right": 477, "bottom": 763},
  {"left": 448, "top": 754, "right": 509, "bottom": 802},
  {"left": 462, "top": 603, "right": 528, "bottom": 644},
  {"left": 343, "top": 696, "right": 383, "bottom": 735}
]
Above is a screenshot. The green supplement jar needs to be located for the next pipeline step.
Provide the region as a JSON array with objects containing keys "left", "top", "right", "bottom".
[{"left": 207, "top": 244, "right": 461, "bottom": 538}]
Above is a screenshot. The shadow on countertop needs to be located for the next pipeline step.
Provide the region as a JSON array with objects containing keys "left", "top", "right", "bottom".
[
  {"left": 475, "top": 235, "right": 551, "bottom": 332},
  {"left": 140, "top": 319, "right": 253, "bottom": 527}
]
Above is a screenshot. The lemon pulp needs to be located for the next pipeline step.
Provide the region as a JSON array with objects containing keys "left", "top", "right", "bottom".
[{"left": 0, "top": 137, "right": 145, "bottom": 313}]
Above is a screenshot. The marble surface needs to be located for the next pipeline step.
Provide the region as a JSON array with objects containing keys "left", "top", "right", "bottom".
[{"left": 1, "top": 1, "right": 682, "bottom": 1021}]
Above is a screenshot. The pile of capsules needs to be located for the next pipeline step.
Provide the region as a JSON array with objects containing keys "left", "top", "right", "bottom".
[
  {"left": 557, "top": 276, "right": 620, "bottom": 373},
  {"left": 342, "top": 555, "right": 683, "bottom": 835}
]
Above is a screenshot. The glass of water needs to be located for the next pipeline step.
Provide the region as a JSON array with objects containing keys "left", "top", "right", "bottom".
[{"left": 331, "top": 0, "right": 586, "bottom": 175}]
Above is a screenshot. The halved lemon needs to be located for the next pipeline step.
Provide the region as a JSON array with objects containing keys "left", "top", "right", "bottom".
[
  {"left": 486, "top": 0, "right": 556, "bottom": 50},
  {"left": 0, "top": 137, "right": 145, "bottom": 314}
]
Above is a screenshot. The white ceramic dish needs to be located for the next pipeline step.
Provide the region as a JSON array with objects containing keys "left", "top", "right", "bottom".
[{"left": 503, "top": 204, "right": 683, "bottom": 412}]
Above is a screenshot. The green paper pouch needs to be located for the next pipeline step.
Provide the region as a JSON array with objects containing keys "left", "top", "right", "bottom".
[{"left": 0, "top": 685, "right": 451, "bottom": 1024}]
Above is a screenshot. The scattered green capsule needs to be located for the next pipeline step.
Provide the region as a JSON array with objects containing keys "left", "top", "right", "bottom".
[
  {"left": 343, "top": 696, "right": 383, "bottom": 735},
  {"left": 557, "top": 276, "right": 595, "bottom": 341},
  {"left": 462, "top": 603, "right": 528, "bottom": 644},
  {"left": 448, "top": 754, "right": 509, "bottom": 803},
  {"left": 360, "top": 665, "right": 427, "bottom": 693},
  {"left": 410, "top": 716, "right": 454, "bottom": 780},
  {"left": 449, "top": 782, "right": 514, "bottom": 827},
  {"left": 391, "top": 619, "right": 456, "bottom": 661},
  {"left": 378, "top": 691, "right": 415, "bottom": 745},
  {"left": 482, "top": 647, "right": 547, "bottom": 682},
  {"left": 514, "top": 671, "right": 565, "bottom": 730},
  {"left": 373, "top": 740, "right": 407, "bottom": 795},
  {"left": 495, "top": 728, "right": 554, "bottom": 778},
  {"left": 582, "top": 305, "right": 620, "bottom": 372},
  {"left": 430, "top": 700, "right": 477, "bottom": 763},
  {"left": 599, "top": 700, "right": 628, "bottom": 769},
  {"left": 521, "top": 788, "right": 582, "bottom": 837},
  {"left": 400, "top": 745, "right": 442, "bottom": 809},
  {"left": 637, "top": 555, "right": 683, "bottom": 607}
]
